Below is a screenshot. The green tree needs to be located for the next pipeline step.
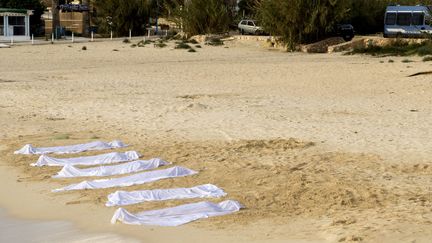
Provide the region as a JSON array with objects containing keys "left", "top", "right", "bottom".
[
  {"left": 168, "top": 0, "right": 230, "bottom": 36},
  {"left": 93, "top": 0, "right": 151, "bottom": 36},
  {"left": 0, "top": 0, "right": 45, "bottom": 35},
  {"left": 257, "top": 0, "right": 351, "bottom": 50}
]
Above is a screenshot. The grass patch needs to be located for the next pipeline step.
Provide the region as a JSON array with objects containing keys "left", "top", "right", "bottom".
[
  {"left": 348, "top": 39, "right": 432, "bottom": 57},
  {"left": 155, "top": 43, "right": 167, "bottom": 48},
  {"left": 195, "top": 45, "right": 202, "bottom": 48},
  {"left": 423, "top": 56, "right": 432, "bottom": 62},
  {"left": 137, "top": 39, "right": 153, "bottom": 47},
  {"left": 188, "top": 48, "right": 197, "bottom": 52},
  {"left": 205, "top": 38, "right": 224, "bottom": 46},
  {"left": 90, "top": 135, "right": 100, "bottom": 139},
  {"left": 122, "top": 38, "right": 130, "bottom": 43},
  {"left": 402, "top": 59, "right": 413, "bottom": 63},
  {"left": 388, "top": 59, "right": 394, "bottom": 63},
  {"left": 53, "top": 134, "right": 70, "bottom": 140},
  {"left": 175, "top": 42, "right": 192, "bottom": 49},
  {"left": 81, "top": 46, "right": 87, "bottom": 51},
  {"left": 130, "top": 44, "right": 137, "bottom": 48}
]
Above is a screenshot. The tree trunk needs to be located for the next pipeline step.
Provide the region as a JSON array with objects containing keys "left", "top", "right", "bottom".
[
  {"left": 51, "top": 0, "right": 60, "bottom": 38},
  {"left": 82, "top": 0, "right": 90, "bottom": 36}
]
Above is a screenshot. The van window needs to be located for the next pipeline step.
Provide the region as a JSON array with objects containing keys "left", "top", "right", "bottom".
[
  {"left": 247, "top": 21, "right": 254, "bottom": 26},
  {"left": 385, "top": 12, "right": 397, "bottom": 25},
  {"left": 412, "top": 12, "right": 424, "bottom": 25},
  {"left": 397, "top": 12, "right": 411, "bottom": 26}
]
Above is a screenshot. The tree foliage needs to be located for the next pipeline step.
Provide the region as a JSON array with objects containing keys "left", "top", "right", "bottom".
[
  {"left": 0, "top": 0, "right": 45, "bottom": 35},
  {"left": 257, "top": 0, "right": 351, "bottom": 50},
  {"left": 93, "top": 0, "right": 152, "bottom": 36},
  {"left": 168, "top": 0, "right": 231, "bottom": 36}
]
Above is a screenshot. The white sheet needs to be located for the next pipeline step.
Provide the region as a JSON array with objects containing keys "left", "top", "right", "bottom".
[
  {"left": 111, "top": 200, "right": 243, "bottom": 226},
  {"left": 53, "top": 158, "right": 169, "bottom": 178},
  {"left": 53, "top": 166, "right": 198, "bottom": 192},
  {"left": 31, "top": 151, "right": 141, "bottom": 167},
  {"left": 15, "top": 140, "right": 127, "bottom": 155},
  {"left": 106, "top": 184, "right": 226, "bottom": 207}
]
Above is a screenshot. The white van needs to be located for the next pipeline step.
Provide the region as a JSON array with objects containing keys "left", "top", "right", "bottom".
[{"left": 384, "top": 5, "right": 432, "bottom": 38}]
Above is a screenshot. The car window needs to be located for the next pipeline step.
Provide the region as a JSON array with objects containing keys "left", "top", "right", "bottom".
[
  {"left": 397, "top": 12, "right": 411, "bottom": 26},
  {"left": 412, "top": 12, "right": 424, "bottom": 25},
  {"left": 385, "top": 12, "right": 397, "bottom": 25},
  {"left": 241, "top": 21, "right": 246, "bottom": 25},
  {"left": 248, "top": 21, "right": 255, "bottom": 26}
]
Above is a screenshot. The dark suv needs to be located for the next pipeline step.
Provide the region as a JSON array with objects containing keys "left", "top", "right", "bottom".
[{"left": 336, "top": 24, "right": 355, "bottom": 41}]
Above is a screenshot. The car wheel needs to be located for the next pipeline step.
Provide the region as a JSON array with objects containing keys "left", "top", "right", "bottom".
[
  {"left": 241, "top": 29, "right": 245, "bottom": 35},
  {"left": 343, "top": 35, "right": 353, "bottom": 42}
]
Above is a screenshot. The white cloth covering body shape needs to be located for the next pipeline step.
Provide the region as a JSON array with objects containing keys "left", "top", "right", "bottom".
[
  {"left": 106, "top": 184, "right": 226, "bottom": 207},
  {"left": 111, "top": 200, "right": 244, "bottom": 226},
  {"left": 53, "top": 166, "right": 198, "bottom": 192},
  {"left": 15, "top": 140, "right": 127, "bottom": 155},
  {"left": 31, "top": 151, "right": 141, "bottom": 167},
  {"left": 53, "top": 158, "right": 169, "bottom": 178}
]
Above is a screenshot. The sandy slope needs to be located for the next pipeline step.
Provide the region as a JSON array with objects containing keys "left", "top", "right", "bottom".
[{"left": 0, "top": 39, "right": 432, "bottom": 242}]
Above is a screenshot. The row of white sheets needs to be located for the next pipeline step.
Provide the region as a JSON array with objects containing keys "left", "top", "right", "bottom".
[
  {"left": 53, "top": 158, "right": 170, "bottom": 178},
  {"left": 32, "top": 151, "right": 141, "bottom": 167},
  {"left": 106, "top": 184, "right": 227, "bottom": 206},
  {"left": 111, "top": 200, "right": 243, "bottom": 226},
  {"left": 17, "top": 141, "right": 242, "bottom": 226},
  {"left": 53, "top": 166, "right": 198, "bottom": 192},
  {"left": 15, "top": 140, "right": 127, "bottom": 155}
]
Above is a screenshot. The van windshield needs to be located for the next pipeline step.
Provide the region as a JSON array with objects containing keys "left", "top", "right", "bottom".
[{"left": 397, "top": 12, "right": 411, "bottom": 26}]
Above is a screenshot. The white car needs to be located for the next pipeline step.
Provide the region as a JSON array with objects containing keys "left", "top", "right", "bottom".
[{"left": 238, "top": 20, "right": 264, "bottom": 35}]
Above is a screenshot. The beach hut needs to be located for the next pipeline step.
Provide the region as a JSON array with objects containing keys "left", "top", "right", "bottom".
[{"left": 0, "top": 8, "right": 33, "bottom": 41}]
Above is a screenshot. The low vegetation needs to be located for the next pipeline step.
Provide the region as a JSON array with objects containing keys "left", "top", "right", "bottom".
[{"left": 348, "top": 40, "right": 432, "bottom": 57}]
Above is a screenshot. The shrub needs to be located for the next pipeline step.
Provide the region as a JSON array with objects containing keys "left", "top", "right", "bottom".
[
  {"left": 175, "top": 42, "right": 192, "bottom": 49},
  {"left": 423, "top": 56, "right": 432, "bottom": 62},
  {"left": 256, "top": 0, "right": 351, "bottom": 50}
]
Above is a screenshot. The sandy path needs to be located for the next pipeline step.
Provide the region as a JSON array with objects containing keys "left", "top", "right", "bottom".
[{"left": 0, "top": 39, "right": 432, "bottom": 242}]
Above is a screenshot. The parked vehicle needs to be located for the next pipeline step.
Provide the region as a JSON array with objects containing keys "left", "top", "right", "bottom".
[
  {"left": 384, "top": 5, "right": 432, "bottom": 38},
  {"left": 238, "top": 20, "right": 264, "bottom": 35},
  {"left": 336, "top": 24, "right": 355, "bottom": 41}
]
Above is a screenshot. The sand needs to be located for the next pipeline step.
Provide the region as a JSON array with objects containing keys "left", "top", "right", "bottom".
[{"left": 0, "top": 38, "right": 432, "bottom": 242}]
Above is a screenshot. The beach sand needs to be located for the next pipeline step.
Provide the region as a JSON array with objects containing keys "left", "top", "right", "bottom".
[{"left": 0, "top": 38, "right": 432, "bottom": 242}]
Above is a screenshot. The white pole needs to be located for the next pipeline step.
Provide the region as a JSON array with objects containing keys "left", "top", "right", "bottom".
[
  {"left": 129, "top": 29, "right": 132, "bottom": 40},
  {"left": 52, "top": 33, "right": 54, "bottom": 43},
  {"left": 11, "top": 36, "right": 13, "bottom": 45},
  {"left": 31, "top": 34, "right": 34, "bottom": 45},
  {"left": 110, "top": 31, "right": 113, "bottom": 40},
  {"left": 91, "top": 31, "right": 94, "bottom": 42},
  {"left": 165, "top": 29, "right": 168, "bottom": 37},
  {"left": 72, "top": 32, "right": 74, "bottom": 43},
  {"left": 147, "top": 29, "right": 150, "bottom": 38}
]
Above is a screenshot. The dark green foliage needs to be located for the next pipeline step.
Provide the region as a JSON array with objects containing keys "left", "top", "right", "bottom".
[
  {"left": 0, "top": 0, "right": 45, "bottom": 36},
  {"left": 188, "top": 48, "right": 197, "bottom": 52},
  {"left": 93, "top": 0, "right": 151, "bottom": 36},
  {"left": 256, "top": 0, "right": 351, "bottom": 50},
  {"left": 168, "top": 0, "right": 230, "bottom": 36},
  {"left": 348, "top": 40, "right": 432, "bottom": 57},
  {"left": 402, "top": 59, "right": 413, "bottom": 63},
  {"left": 82, "top": 46, "right": 87, "bottom": 50},
  {"left": 123, "top": 38, "right": 130, "bottom": 43},
  {"left": 195, "top": 45, "right": 202, "bottom": 48}
]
